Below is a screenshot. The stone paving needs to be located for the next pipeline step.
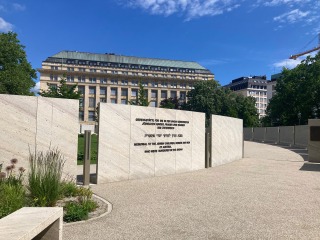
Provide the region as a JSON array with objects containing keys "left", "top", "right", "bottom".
[{"left": 64, "top": 141, "right": 320, "bottom": 240}]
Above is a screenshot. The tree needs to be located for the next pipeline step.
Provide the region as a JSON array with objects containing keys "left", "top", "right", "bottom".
[
  {"left": 129, "top": 81, "right": 149, "bottom": 106},
  {"left": 265, "top": 52, "right": 320, "bottom": 126},
  {"left": 0, "top": 32, "right": 36, "bottom": 95},
  {"left": 183, "top": 80, "right": 259, "bottom": 127},
  {"left": 160, "top": 97, "right": 183, "bottom": 109},
  {"left": 39, "top": 75, "right": 81, "bottom": 99}
]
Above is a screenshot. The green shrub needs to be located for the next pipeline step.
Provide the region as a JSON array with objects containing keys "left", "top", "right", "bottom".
[
  {"left": 59, "top": 181, "right": 79, "bottom": 198},
  {"left": 81, "top": 199, "right": 98, "bottom": 212},
  {"left": 28, "top": 148, "right": 65, "bottom": 207},
  {"left": 0, "top": 159, "right": 26, "bottom": 219},
  {"left": 0, "top": 183, "right": 25, "bottom": 218},
  {"left": 63, "top": 202, "right": 89, "bottom": 222}
]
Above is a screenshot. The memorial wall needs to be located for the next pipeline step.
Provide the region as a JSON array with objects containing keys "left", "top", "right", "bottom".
[
  {"left": 97, "top": 104, "right": 205, "bottom": 183},
  {"left": 0, "top": 95, "right": 79, "bottom": 179}
]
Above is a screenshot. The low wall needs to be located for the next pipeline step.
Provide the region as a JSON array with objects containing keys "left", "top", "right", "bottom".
[
  {"left": 0, "top": 95, "right": 78, "bottom": 179},
  {"left": 210, "top": 115, "right": 243, "bottom": 167},
  {"left": 265, "top": 127, "right": 279, "bottom": 143},
  {"left": 97, "top": 103, "right": 205, "bottom": 183},
  {"left": 253, "top": 127, "right": 265, "bottom": 142},
  {"left": 279, "top": 126, "right": 294, "bottom": 145},
  {"left": 243, "top": 128, "right": 253, "bottom": 141},
  {"left": 244, "top": 125, "right": 308, "bottom": 148}
]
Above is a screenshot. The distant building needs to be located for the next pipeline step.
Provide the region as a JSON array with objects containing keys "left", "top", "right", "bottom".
[
  {"left": 267, "top": 73, "right": 281, "bottom": 102},
  {"left": 224, "top": 76, "right": 268, "bottom": 119},
  {"left": 39, "top": 51, "right": 214, "bottom": 131}
]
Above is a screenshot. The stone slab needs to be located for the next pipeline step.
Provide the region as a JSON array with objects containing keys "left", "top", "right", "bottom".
[
  {"left": 308, "top": 119, "right": 320, "bottom": 162},
  {"left": 211, "top": 115, "right": 243, "bottom": 167},
  {"left": 0, "top": 207, "right": 63, "bottom": 240}
]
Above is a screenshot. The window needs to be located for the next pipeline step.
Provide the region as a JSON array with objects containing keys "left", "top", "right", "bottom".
[
  {"left": 111, "top": 99, "right": 117, "bottom": 104},
  {"left": 121, "top": 99, "right": 127, "bottom": 105},
  {"left": 89, "top": 97, "right": 96, "bottom": 108},
  {"left": 100, "top": 98, "right": 106, "bottom": 103},
  {"left": 151, "top": 82, "right": 158, "bottom": 87},
  {"left": 88, "top": 111, "right": 95, "bottom": 121},
  {"left": 90, "top": 69, "right": 97, "bottom": 73},
  {"left": 89, "top": 77, "right": 96, "bottom": 83},
  {"left": 67, "top": 67, "right": 74, "bottom": 72},
  {"left": 180, "top": 92, "right": 186, "bottom": 100},
  {"left": 67, "top": 76, "right": 74, "bottom": 82},
  {"left": 142, "top": 82, "right": 148, "bottom": 87},
  {"left": 78, "top": 76, "right": 85, "bottom": 82},
  {"left": 89, "top": 87, "right": 96, "bottom": 95},
  {"left": 100, "top": 87, "right": 106, "bottom": 95},
  {"left": 100, "top": 78, "right": 107, "bottom": 84},
  {"left": 161, "top": 91, "right": 167, "bottom": 98},
  {"left": 50, "top": 74, "right": 58, "bottom": 81},
  {"left": 151, "top": 90, "right": 157, "bottom": 98},
  {"left": 78, "top": 86, "right": 85, "bottom": 95},
  {"left": 121, "top": 88, "right": 128, "bottom": 97},
  {"left": 131, "top": 89, "right": 138, "bottom": 97},
  {"left": 111, "top": 88, "right": 117, "bottom": 96},
  {"left": 161, "top": 82, "right": 168, "bottom": 87},
  {"left": 121, "top": 80, "right": 128, "bottom": 85},
  {"left": 111, "top": 79, "right": 118, "bottom": 85},
  {"left": 51, "top": 66, "right": 58, "bottom": 70},
  {"left": 171, "top": 83, "right": 177, "bottom": 88},
  {"left": 180, "top": 83, "right": 186, "bottom": 89},
  {"left": 79, "top": 98, "right": 84, "bottom": 108},
  {"left": 79, "top": 111, "right": 84, "bottom": 121},
  {"left": 79, "top": 68, "right": 86, "bottom": 72},
  {"left": 131, "top": 80, "right": 138, "bottom": 86},
  {"left": 170, "top": 91, "right": 177, "bottom": 98},
  {"left": 150, "top": 101, "right": 157, "bottom": 107}
]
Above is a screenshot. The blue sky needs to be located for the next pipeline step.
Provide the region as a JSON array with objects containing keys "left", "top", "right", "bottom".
[{"left": 0, "top": 0, "right": 319, "bottom": 90}]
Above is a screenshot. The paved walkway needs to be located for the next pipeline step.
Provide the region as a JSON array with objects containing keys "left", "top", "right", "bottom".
[{"left": 65, "top": 142, "right": 320, "bottom": 240}]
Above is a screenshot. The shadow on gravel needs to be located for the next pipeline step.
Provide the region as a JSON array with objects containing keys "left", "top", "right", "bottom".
[
  {"left": 300, "top": 163, "right": 320, "bottom": 172},
  {"left": 265, "top": 143, "right": 309, "bottom": 161}
]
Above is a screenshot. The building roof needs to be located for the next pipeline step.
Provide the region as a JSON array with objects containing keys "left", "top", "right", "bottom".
[{"left": 49, "top": 51, "right": 207, "bottom": 70}]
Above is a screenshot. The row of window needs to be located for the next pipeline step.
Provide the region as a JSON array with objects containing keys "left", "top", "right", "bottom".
[
  {"left": 248, "top": 91, "right": 267, "bottom": 96},
  {"left": 249, "top": 85, "right": 267, "bottom": 90},
  {"left": 63, "top": 60, "right": 200, "bottom": 74}
]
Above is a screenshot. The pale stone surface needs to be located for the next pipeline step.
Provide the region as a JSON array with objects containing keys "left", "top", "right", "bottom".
[
  {"left": 191, "top": 112, "right": 205, "bottom": 170},
  {"left": 308, "top": 119, "right": 320, "bottom": 162},
  {"left": 175, "top": 110, "right": 193, "bottom": 173},
  {"left": 0, "top": 207, "right": 63, "bottom": 240},
  {"left": 97, "top": 103, "right": 131, "bottom": 183},
  {"left": 253, "top": 127, "right": 265, "bottom": 142},
  {"left": 265, "top": 127, "right": 279, "bottom": 143},
  {"left": 279, "top": 126, "right": 294, "bottom": 145},
  {"left": 130, "top": 106, "right": 156, "bottom": 179},
  {"left": 0, "top": 95, "right": 78, "bottom": 180},
  {"left": 211, "top": 115, "right": 243, "bottom": 167},
  {"left": 294, "top": 125, "right": 308, "bottom": 148},
  {"left": 98, "top": 104, "right": 205, "bottom": 183},
  {"left": 154, "top": 108, "right": 176, "bottom": 176}
]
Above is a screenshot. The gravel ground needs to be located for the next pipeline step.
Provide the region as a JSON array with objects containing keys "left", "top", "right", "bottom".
[{"left": 64, "top": 141, "right": 320, "bottom": 240}]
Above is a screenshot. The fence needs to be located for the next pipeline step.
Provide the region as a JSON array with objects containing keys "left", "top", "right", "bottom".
[{"left": 244, "top": 125, "right": 308, "bottom": 148}]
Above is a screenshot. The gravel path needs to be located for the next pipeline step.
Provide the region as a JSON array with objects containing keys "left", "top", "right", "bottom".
[{"left": 64, "top": 141, "right": 320, "bottom": 240}]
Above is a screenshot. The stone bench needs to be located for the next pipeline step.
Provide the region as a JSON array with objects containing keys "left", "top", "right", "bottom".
[{"left": 0, "top": 207, "right": 63, "bottom": 240}]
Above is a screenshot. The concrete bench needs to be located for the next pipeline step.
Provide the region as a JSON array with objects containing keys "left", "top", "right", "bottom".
[{"left": 0, "top": 207, "right": 63, "bottom": 240}]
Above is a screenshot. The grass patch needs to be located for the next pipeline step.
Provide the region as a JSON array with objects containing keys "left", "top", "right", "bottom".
[{"left": 77, "top": 134, "right": 98, "bottom": 165}]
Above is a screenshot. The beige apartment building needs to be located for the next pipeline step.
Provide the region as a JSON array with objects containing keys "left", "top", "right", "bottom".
[
  {"left": 224, "top": 76, "right": 269, "bottom": 119},
  {"left": 39, "top": 51, "right": 214, "bottom": 130}
]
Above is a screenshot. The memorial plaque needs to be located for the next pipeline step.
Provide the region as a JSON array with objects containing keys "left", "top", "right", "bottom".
[{"left": 310, "top": 126, "right": 320, "bottom": 141}]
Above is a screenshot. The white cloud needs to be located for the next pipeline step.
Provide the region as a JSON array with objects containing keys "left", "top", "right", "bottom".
[
  {"left": 273, "top": 9, "right": 309, "bottom": 24},
  {"left": 127, "top": 0, "right": 241, "bottom": 20},
  {"left": 263, "top": 0, "right": 305, "bottom": 7},
  {"left": 273, "top": 58, "right": 301, "bottom": 69},
  {"left": 0, "top": 17, "right": 13, "bottom": 32},
  {"left": 12, "top": 3, "right": 26, "bottom": 11},
  {"left": 30, "top": 81, "right": 40, "bottom": 95}
]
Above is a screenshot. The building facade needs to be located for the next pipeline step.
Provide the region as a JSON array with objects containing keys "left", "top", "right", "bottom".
[
  {"left": 224, "top": 76, "right": 269, "bottom": 119},
  {"left": 267, "top": 73, "right": 280, "bottom": 103},
  {"left": 39, "top": 51, "right": 214, "bottom": 129}
]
